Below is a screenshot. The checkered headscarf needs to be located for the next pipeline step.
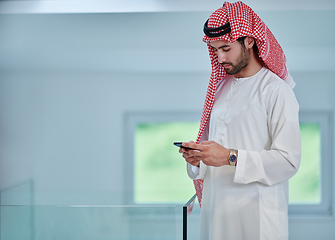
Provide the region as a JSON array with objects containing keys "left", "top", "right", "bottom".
[{"left": 191, "top": 1, "right": 295, "bottom": 211}]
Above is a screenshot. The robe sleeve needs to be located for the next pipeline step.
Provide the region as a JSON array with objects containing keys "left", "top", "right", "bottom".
[
  {"left": 234, "top": 82, "right": 301, "bottom": 186},
  {"left": 187, "top": 161, "right": 207, "bottom": 179}
]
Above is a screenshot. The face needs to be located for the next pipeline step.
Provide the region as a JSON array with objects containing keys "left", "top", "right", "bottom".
[{"left": 210, "top": 39, "right": 250, "bottom": 75}]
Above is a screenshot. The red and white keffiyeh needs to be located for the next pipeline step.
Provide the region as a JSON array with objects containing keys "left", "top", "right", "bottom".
[{"left": 191, "top": 1, "right": 295, "bottom": 212}]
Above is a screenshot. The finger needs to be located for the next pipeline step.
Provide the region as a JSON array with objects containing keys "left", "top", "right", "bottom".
[
  {"left": 182, "top": 141, "right": 200, "bottom": 150},
  {"left": 189, "top": 150, "right": 203, "bottom": 158},
  {"left": 183, "top": 153, "right": 203, "bottom": 163},
  {"left": 184, "top": 150, "right": 201, "bottom": 158},
  {"left": 182, "top": 152, "right": 193, "bottom": 158},
  {"left": 185, "top": 157, "right": 200, "bottom": 166},
  {"left": 183, "top": 152, "right": 202, "bottom": 161}
]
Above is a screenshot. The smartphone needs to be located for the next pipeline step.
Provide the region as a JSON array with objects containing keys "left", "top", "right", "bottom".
[{"left": 173, "top": 142, "right": 195, "bottom": 150}]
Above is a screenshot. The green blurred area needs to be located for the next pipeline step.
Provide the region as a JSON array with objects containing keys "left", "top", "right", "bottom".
[
  {"left": 134, "top": 122, "right": 199, "bottom": 203},
  {"left": 289, "top": 123, "right": 320, "bottom": 204},
  {"left": 134, "top": 122, "right": 320, "bottom": 204}
]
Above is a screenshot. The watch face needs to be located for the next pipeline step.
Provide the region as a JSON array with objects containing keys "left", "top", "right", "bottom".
[{"left": 229, "top": 155, "right": 237, "bottom": 162}]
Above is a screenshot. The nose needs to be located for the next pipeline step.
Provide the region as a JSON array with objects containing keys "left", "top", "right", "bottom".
[{"left": 216, "top": 51, "right": 226, "bottom": 64}]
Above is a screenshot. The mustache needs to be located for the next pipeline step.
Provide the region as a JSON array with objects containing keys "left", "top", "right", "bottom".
[{"left": 220, "top": 62, "right": 232, "bottom": 66}]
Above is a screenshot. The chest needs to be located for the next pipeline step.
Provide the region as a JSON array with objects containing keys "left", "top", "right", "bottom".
[{"left": 211, "top": 79, "right": 268, "bottom": 127}]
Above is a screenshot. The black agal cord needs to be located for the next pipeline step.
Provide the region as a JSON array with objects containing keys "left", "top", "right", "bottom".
[{"left": 203, "top": 20, "right": 231, "bottom": 37}]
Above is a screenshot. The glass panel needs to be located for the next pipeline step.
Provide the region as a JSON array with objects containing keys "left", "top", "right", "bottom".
[
  {"left": 0, "top": 206, "right": 33, "bottom": 240},
  {"left": 134, "top": 122, "right": 199, "bottom": 204},
  {"left": 0, "top": 205, "right": 176, "bottom": 240},
  {"left": 289, "top": 123, "right": 321, "bottom": 204}
]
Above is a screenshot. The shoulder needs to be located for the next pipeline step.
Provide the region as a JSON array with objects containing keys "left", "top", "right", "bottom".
[
  {"left": 253, "top": 68, "right": 299, "bottom": 113},
  {"left": 257, "top": 68, "right": 294, "bottom": 97},
  {"left": 259, "top": 71, "right": 299, "bottom": 119}
]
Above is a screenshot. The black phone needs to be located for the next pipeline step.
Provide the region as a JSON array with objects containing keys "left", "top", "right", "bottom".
[{"left": 173, "top": 142, "right": 195, "bottom": 150}]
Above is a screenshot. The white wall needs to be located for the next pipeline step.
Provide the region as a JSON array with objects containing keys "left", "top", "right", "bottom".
[
  {"left": 0, "top": 71, "right": 209, "bottom": 204},
  {"left": 0, "top": 10, "right": 335, "bottom": 239}
]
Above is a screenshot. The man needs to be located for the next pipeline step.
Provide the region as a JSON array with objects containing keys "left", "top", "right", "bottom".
[{"left": 179, "top": 1, "right": 301, "bottom": 240}]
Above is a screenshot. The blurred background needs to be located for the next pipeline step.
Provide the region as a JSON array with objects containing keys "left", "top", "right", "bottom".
[{"left": 0, "top": 0, "right": 335, "bottom": 239}]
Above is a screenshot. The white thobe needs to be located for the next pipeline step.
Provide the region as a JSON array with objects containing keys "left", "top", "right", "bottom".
[{"left": 187, "top": 68, "right": 301, "bottom": 240}]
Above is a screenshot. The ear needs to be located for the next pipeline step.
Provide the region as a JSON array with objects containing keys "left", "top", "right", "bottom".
[{"left": 244, "top": 37, "right": 255, "bottom": 50}]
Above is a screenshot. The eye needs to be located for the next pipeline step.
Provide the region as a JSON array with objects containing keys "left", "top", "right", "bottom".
[
  {"left": 222, "top": 48, "right": 230, "bottom": 52},
  {"left": 211, "top": 47, "right": 217, "bottom": 52}
]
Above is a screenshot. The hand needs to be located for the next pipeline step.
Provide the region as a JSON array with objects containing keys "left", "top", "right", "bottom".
[
  {"left": 180, "top": 141, "right": 231, "bottom": 167},
  {"left": 179, "top": 141, "right": 201, "bottom": 166}
]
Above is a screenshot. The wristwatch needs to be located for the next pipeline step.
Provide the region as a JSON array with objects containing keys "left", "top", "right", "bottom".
[{"left": 228, "top": 149, "right": 237, "bottom": 166}]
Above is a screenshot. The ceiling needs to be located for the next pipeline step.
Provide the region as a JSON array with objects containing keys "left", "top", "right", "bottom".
[{"left": 0, "top": 0, "right": 335, "bottom": 14}]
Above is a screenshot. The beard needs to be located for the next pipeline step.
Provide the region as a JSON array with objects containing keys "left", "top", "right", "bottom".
[{"left": 221, "top": 46, "right": 250, "bottom": 75}]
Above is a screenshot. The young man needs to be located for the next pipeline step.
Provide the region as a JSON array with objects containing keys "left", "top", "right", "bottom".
[{"left": 179, "top": 2, "right": 301, "bottom": 240}]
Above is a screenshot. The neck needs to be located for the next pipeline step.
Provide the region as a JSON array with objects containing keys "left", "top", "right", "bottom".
[{"left": 234, "top": 49, "right": 263, "bottom": 79}]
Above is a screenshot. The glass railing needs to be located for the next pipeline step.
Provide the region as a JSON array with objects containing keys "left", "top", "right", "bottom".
[
  {"left": 0, "top": 205, "right": 177, "bottom": 240},
  {"left": 0, "top": 181, "right": 200, "bottom": 240}
]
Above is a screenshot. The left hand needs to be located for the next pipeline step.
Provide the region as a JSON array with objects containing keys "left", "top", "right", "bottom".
[{"left": 181, "top": 141, "right": 230, "bottom": 167}]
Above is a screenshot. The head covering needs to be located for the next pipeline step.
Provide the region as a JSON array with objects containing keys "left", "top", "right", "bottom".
[{"left": 191, "top": 1, "right": 295, "bottom": 211}]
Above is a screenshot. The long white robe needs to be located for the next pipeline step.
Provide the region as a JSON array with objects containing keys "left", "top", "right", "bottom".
[{"left": 187, "top": 68, "right": 301, "bottom": 240}]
